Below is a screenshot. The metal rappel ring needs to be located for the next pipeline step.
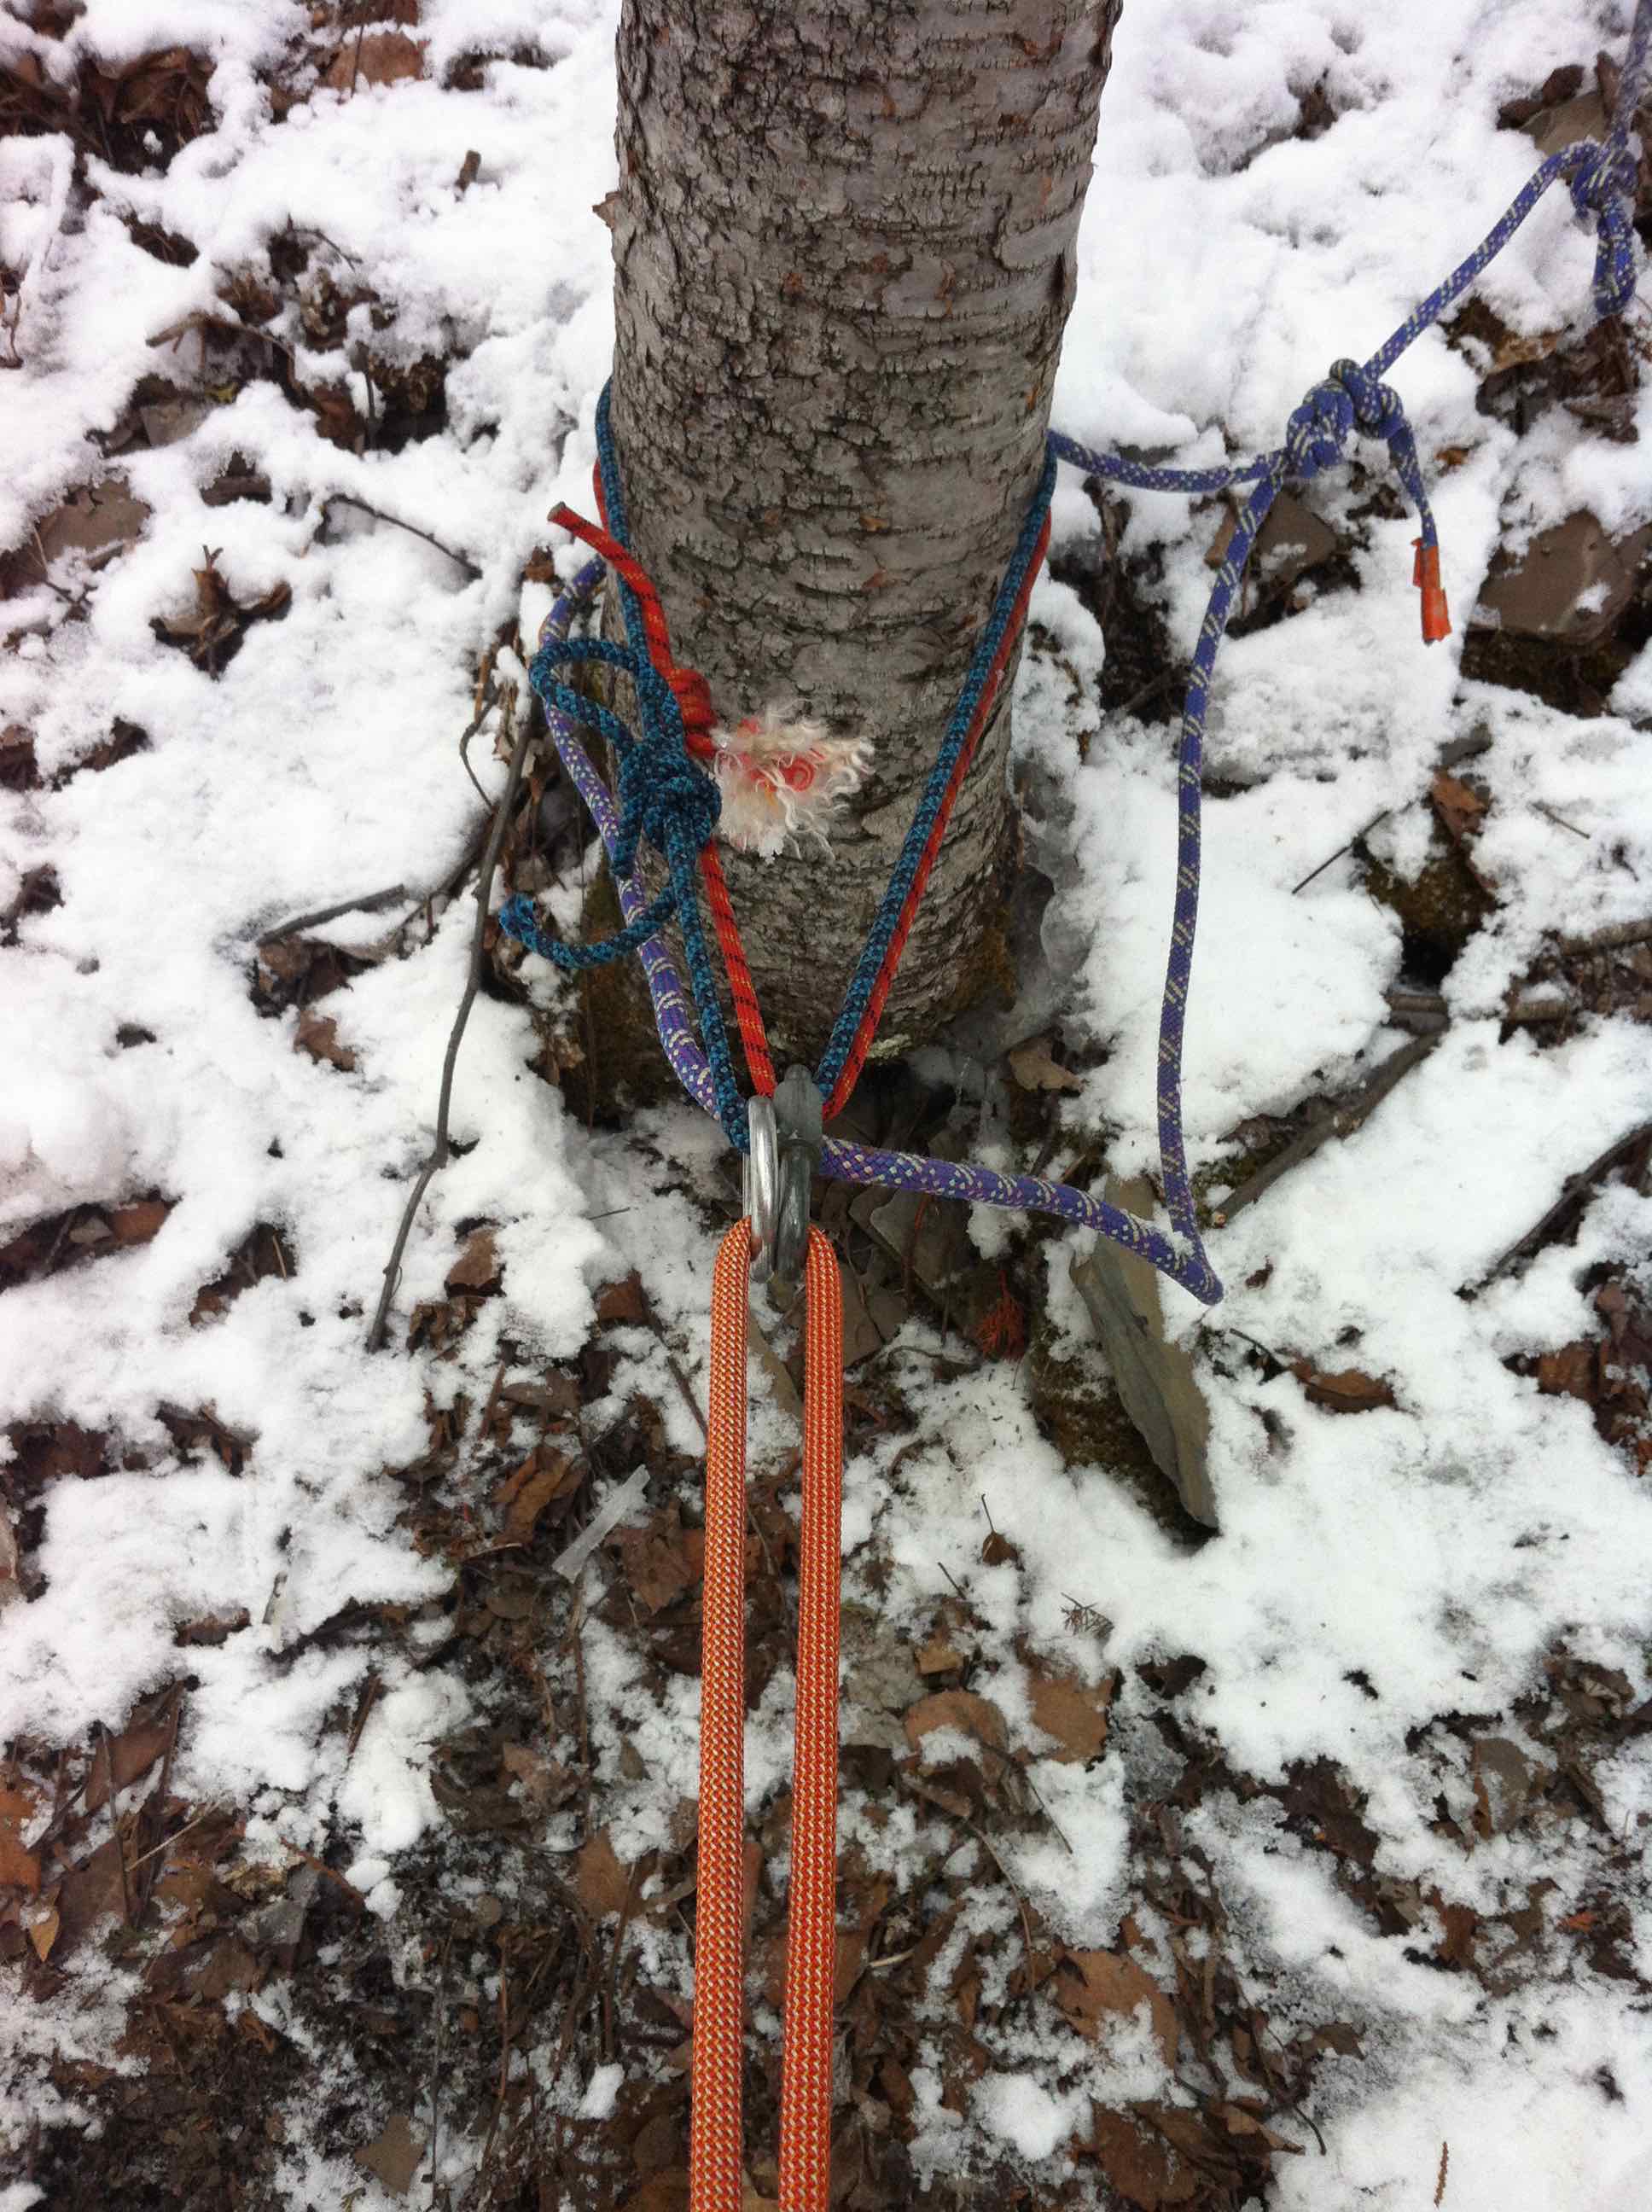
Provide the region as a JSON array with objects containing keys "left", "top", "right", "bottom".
[{"left": 743, "top": 1094, "right": 781, "bottom": 1282}]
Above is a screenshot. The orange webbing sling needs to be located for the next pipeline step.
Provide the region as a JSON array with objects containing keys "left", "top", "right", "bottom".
[{"left": 692, "top": 1222, "right": 843, "bottom": 2212}]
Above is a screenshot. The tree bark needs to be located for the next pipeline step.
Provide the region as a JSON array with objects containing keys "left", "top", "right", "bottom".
[{"left": 607, "top": 0, "right": 1115, "bottom": 1067}]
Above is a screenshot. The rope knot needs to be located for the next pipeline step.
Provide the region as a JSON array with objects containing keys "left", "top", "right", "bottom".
[
  {"left": 1283, "top": 361, "right": 1409, "bottom": 481},
  {"left": 1281, "top": 375, "right": 1355, "bottom": 481},
  {"left": 1278, "top": 362, "right": 1449, "bottom": 643},
  {"left": 620, "top": 733, "right": 722, "bottom": 870},
  {"left": 1329, "top": 358, "right": 1405, "bottom": 440},
  {"left": 1562, "top": 137, "right": 1641, "bottom": 318}
]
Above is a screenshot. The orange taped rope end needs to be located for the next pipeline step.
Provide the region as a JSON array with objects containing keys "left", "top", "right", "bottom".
[{"left": 1412, "top": 538, "right": 1451, "bottom": 644}]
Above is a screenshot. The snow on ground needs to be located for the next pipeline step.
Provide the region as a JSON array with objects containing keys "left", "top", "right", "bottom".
[{"left": 2, "top": 0, "right": 1650, "bottom": 2205}]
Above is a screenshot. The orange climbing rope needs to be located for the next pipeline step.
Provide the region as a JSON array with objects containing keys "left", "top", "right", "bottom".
[{"left": 693, "top": 1223, "right": 844, "bottom": 2212}]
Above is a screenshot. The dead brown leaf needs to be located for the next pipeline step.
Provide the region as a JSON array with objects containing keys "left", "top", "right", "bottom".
[
  {"left": 53, "top": 1836, "right": 129, "bottom": 1954},
  {"left": 595, "top": 1271, "right": 648, "bottom": 1325},
  {"left": 190, "top": 1222, "right": 293, "bottom": 1325},
  {"left": 23, "top": 1898, "right": 59, "bottom": 1962},
  {"left": 294, "top": 1010, "right": 357, "bottom": 1072},
  {"left": 499, "top": 1742, "right": 566, "bottom": 1813},
  {"left": 1007, "top": 1036, "right": 1083, "bottom": 1094},
  {"left": 916, "top": 1633, "right": 963, "bottom": 1677},
  {"left": 0, "top": 727, "right": 38, "bottom": 793},
  {"left": 445, "top": 1228, "right": 501, "bottom": 1294},
  {"left": 573, "top": 1829, "right": 636, "bottom": 1918},
  {"left": 151, "top": 550, "right": 290, "bottom": 672},
  {"left": 324, "top": 32, "right": 427, "bottom": 91},
  {"left": 1536, "top": 1341, "right": 1595, "bottom": 1400},
  {"left": 1082, "top": 2105, "right": 1201, "bottom": 2209},
  {"left": 30, "top": 478, "right": 151, "bottom": 575},
  {"left": 493, "top": 1444, "right": 580, "bottom": 1545},
  {"left": 608, "top": 1505, "right": 703, "bottom": 1614},
  {"left": 1471, "top": 1738, "right": 1539, "bottom": 1839},
  {"left": 0, "top": 1784, "right": 43, "bottom": 1891},
  {"left": 107, "top": 1197, "right": 173, "bottom": 1247},
  {"left": 353, "top": 2112, "right": 426, "bottom": 2197},
  {"left": 1057, "top": 1950, "right": 1178, "bottom": 2067},
  {"left": 159, "top": 1401, "right": 254, "bottom": 1473},
  {"left": 1290, "top": 1360, "right": 1398, "bottom": 1414},
  {"left": 903, "top": 1690, "right": 1009, "bottom": 1761},
  {"left": 1431, "top": 1889, "right": 1480, "bottom": 1970},
  {"left": 188, "top": 1934, "right": 262, "bottom": 2000},
  {"left": 84, "top": 1716, "right": 172, "bottom": 1812},
  {"left": 1027, "top": 1667, "right": 1118, "bottom": 1764},
  {"left": 1431, "top": 770, "right": 1488, "bottom": 842}
]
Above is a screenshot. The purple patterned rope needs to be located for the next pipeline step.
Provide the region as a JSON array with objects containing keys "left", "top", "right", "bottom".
[{"left": 530, "top": 562, "right": 1218, "bottom": 1298}]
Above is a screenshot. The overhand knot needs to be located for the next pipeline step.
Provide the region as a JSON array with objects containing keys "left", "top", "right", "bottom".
[{"left": 1283, "top": 360, "right": 1407, "bottom": 481}]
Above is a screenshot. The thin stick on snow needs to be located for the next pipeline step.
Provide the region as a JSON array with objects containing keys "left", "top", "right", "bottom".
[
  {"left": 319, "top": 493, "right": 481, "bottom": 580},
  {"left": 366, "top": 684, "right": 525, "bottom": 1352},
  {"left": 1215, "top": 1032, "right": 1440, "bottom": 1225},
  {"left": 257, "top": 883, "right": 409, "bottom": 943},
  {"left": 1477, "top": 1120, "right": 1652, "bottom": 1289}
]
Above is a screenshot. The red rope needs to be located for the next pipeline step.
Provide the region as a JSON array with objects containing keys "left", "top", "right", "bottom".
[{"left": 822, "top": 512, "right": 1050, "bottom": 1121}]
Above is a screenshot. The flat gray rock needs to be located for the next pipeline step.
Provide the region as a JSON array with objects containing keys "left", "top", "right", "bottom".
[{"left": 1069, "top": 1175, "right": 1218, "bottom": 1529}]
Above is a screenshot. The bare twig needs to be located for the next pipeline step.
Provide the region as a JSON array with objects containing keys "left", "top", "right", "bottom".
[
  {"left": 1533, "top": 800, "right": 1589, "bottom": 840},
  {"left": 457, "top": 655, "right": 500, "bottom": 803},
  {"left": 102, "top": 1727, "right": 134, "bottom": 1925},
  {"left": 426, "top": 1923, "right": 455, "bottom": 2212},
  {"left": 1110, "top": 666, "right": 1184, "bottom": 720},
  {"left": 637, "top": 1285, "right": 708, "bottom": 1437},
  {"left": 346, "top": 1671, "right": 382, "bottom": 1763},
  {"left": 568, "top": 1583, "right": 592, "bottom": 1844},
  {"left": 130, "top": 1689, "right": 183, "bottom": 1924},
  {"left": 1559, "top": 914, "right": 1652, "bottom": 956},
  {"left": 1477, "top": 1120, "right": 1652, "bottom": 1288},
  {"left": 148, "top": 309, "right": 296, "bottom": 366},
  {"left": 1291, "top": 807, "right": 1391, "bottom": 896},
  {"left": 319, "top": 493, "right": 480, "bottom": 580},
  {"left": 367, "top": 684, "right": 524, "bottom": 1351},
  {"left": 124, "top": 1801, "right": 227, "bottom": 1874},
  {"left": 603, "top": 1858, "right": 642, "bottom": 2065},
  {"left": 478, "top": 1943, "right": 512, "bottom": 2175},
  {"left": 257, "top": 882, "right": 408, "bottom": 945},
  {"left": 1216, "top": 1033, "right": 1441, "bottom": 1224}
]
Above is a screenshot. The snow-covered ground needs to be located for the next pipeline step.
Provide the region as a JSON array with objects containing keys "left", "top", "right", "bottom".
[{"left": 3, "top": 2, "right": 1650, "bottom": 2206}]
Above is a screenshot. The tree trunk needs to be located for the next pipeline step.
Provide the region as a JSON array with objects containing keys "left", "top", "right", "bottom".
[{"left": 606, "top": 0, "right": 1115, "bottom": 1069}]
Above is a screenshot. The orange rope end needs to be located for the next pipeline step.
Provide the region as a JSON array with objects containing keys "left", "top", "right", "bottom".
[{"left": 1413, "top": 539, "right": 1451, "bottom": 644}]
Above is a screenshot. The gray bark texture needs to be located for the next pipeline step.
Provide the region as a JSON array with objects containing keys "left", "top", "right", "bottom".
[{"left": 606, "top": 0, "right": 1116, "bottom": 1068}]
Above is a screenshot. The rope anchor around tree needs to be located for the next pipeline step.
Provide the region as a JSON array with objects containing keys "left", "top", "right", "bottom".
[{"left": 486, "top": 14, "right": 1650, "bottom": 2206}]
